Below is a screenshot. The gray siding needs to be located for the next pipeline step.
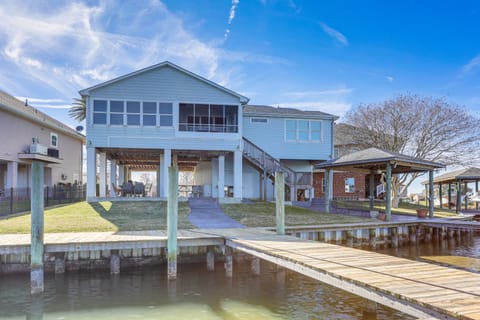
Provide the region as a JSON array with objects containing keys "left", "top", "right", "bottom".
[{"left": 243, "top": 116, "right": 333, "bottom": 161}]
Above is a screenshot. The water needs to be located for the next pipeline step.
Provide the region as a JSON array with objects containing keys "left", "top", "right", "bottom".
[
  {"left": 0, "top": 262, "right": 410, "bottom": 319},
  {"left": 1, "top": 233, "right": 479, "bottom": 320}
]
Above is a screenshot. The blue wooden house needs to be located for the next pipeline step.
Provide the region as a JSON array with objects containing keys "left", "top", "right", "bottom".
[{"left": 80, "top": 61, "right": 338, "bottom": 202}]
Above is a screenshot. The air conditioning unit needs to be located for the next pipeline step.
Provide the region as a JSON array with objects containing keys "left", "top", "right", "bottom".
[
  {"left": 47, "top": 148, "right": 59, "bottom": 158},
  {"left": 30, "top": 143, "right": 48, "bottom": 155}
]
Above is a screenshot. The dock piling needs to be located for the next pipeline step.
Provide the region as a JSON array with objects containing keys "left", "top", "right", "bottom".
[
  {"left": 30, "top": 161, "right": 44, "bottom": 295},
  {"left": 167, "top": 166, "right": 178, "bottom": 280},
  {"left": 275, "top": 172, "right": 285, "bottom": 235}
]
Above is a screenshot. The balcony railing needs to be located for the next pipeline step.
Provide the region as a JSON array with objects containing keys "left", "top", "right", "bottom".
[{"left": 178, "top": 123, "right": 238, "bottom": 133}]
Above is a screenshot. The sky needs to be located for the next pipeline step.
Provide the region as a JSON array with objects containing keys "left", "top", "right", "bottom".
[{"left": 1, "top": 0, "right": 480, "bottom": 191}]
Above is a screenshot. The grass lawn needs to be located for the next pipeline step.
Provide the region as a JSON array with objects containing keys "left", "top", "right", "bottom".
[
  {"left": 0, "top": 201, "right": 193, "bottom": 234},
  {"left": 221, "top": 202, "right": 374, "bottom": 227},
  {"left": 333, "top": 200, "right": 459, "bottom": 218}
]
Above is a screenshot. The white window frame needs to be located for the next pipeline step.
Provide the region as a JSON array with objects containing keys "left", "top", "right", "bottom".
[
  {"left": 284, "top": 119, "right": 323, "bottom": 142},
  {"left": 345, "top": 177, "right": 355, "bottom": 193}
]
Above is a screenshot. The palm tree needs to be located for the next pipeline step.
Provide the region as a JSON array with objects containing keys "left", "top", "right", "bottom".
[{"left": 69, "top": 97, "right": 86, "bottom": 121}]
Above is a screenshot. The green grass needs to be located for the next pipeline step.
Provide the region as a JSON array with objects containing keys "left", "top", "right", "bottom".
[
  {"left": 332, "top": 200, "right": 459, "bottom": 218},
  {"left": 220, "top": 202, "right": 374, "bottom": 227},
  {"left": 0, "top": 201, "right": 193, "bottom": 234}
]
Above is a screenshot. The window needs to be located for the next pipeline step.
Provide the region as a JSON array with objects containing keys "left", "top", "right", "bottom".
[
  {"left": 143, "top": 102, "right": 157, "bottom": 126},
  {"left": 178, "top": 103, "right": 238, "bottom": 133},
  {"left": 159, "top": 103, "right": 173, "bottom": 126},
  {"left": 50, "top": 133, "right": 58, "bottom": 148},
  {"left": 285, "top": 120, "right": 322, "bottom": 142},
  {"left": 345, "top": 178, "right": 355, "bottom": 193},
  {"left": 126, "top": 101, "right": 140, "bottom": 125},
  {"left": 251, "top": 118, "right": 268, "bottom": 124},
  {"left": 110, "top": 101, "right": 124, "bottom": 125},
  {"left": 93, "top": 100, "right": 107, "bottom": 124}
]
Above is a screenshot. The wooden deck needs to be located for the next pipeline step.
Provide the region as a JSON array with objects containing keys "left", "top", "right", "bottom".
[
  {"left": 213, "top": 228, "right": 480, "bottom": 320},
  {"left": 1, "top": 227, "right": 480, "bottom": 319}
]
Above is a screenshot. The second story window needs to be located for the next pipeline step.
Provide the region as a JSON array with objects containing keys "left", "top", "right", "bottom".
[
  {"left": 285, "top": 119, "right": 322, "bottom": 142},
  {"left": 110, "top": 101, "right": 124, "bottom": 125},
  {"left": 179, "top": 103, "right": 238, "bottom": 133},
  {"left": 126, "top": 101, "right": 140, "bottom": 125},
  {"left": 143, "top": 102, "right": 157, "bottom": 126},
  {"left": 159, "top": 103, "right": 173, "bottom": 126},
  {"left": 93, "top": 100, "right": 107, "bottom": 124}
]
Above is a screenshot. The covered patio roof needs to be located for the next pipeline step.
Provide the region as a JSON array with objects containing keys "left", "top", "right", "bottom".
[
  {"left": 423, "top": 167, "right": 480, "bottom": 184},
  {"left": 315, "top": 148, "right": 444, "bottom": 173},
  {"left": 315, "top": 147, "right": 445, "bottom": 221}
]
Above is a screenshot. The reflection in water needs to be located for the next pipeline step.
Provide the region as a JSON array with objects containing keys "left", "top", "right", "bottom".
[{"left": 0, "top": 261, "right": 411, "bottom": 320}]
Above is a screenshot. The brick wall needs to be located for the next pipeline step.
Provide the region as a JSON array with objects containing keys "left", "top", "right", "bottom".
[{"left": 313, "top": 171, "right": 367, "bottom": 199}]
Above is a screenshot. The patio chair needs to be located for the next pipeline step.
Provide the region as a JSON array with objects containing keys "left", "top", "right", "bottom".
[
  {"left": 134, "top": 182, "right": 145, "bottom": 197},
  {"left": 122, "top": 181, "right": 134, "bottom": 196}
]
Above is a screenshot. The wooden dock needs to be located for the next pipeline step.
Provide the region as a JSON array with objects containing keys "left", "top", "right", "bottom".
[
  {"left": 1, "top": 227, "right": 480, "bottom": 319},
  {"left": 214, "top": 228, "right": 480, "bottom": 320}
]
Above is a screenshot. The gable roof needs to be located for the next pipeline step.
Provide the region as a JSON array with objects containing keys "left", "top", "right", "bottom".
[
  {"left": 315, "top": 147, "right": 445, "bottom": 174},
  {"left": 421, "top": 167, "right": 480, "bottom": 184},
  {"left": 0, "top": 90, "right": 85, "bottom": 142},
  {"left": 243, "top": 105, "right": 339, "bottom": 120},
  {"left": 79, "top": 61, "right": 249, "bottom": 104}
]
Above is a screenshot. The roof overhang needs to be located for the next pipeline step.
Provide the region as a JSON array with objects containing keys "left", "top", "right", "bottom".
[{"left": 79, "top": 61, "right": 250, "bottom": 104}]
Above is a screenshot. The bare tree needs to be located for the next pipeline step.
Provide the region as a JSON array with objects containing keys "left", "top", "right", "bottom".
[{"left": 344, "top": 94, "right": 480, "bottom": 207}]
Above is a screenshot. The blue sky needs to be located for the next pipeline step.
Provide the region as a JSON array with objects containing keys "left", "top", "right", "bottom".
[{"left": 1, "top": 0, "right": 480, "bottom": 128}]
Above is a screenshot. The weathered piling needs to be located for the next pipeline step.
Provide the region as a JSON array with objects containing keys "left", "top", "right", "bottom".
[
  {"left": 167, "top": 166, "right": 178, "bottom": 280},
  {"left": 275, "top": 172, "right": 285, "bottom": 235},
  {"left": 30, "top": 161, "right": 44, "bottom": 295}
]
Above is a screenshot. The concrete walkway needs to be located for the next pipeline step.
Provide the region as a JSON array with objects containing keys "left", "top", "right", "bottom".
[{"left": 187, "top": 198, "right": 244, "bottom": 229}]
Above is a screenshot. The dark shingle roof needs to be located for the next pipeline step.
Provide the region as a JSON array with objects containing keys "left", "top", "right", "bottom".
[
  {"left": 315, "top": 147, "right": 445, "bottom": 174},
  {"left": 243, "top": 105, "right": 338, "bottom": 120},
  {"left": 422, "top": 167, "right": 480, "bottom": 184}
]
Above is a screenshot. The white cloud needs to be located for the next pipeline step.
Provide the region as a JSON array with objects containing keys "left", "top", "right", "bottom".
[
  {"left": 283, "top": 88, "right": 353, "bottom": 98},
  {"left": 17, "top": 97, "right": 67, "bottom": 104},
  {"left": 462, "top": 54, "right": 480, "bottom": 74},
  {"left": 319, "top": 22, "right": 348, "bottom": 46},
  {"left": 385, "top": 76, "right": 394, "bottom": 82},
  {"left": 228, "top": 0, "right": 240, "bottom": 24}
]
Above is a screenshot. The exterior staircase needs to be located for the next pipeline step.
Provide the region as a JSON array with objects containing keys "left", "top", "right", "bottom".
[{"left": 242, "top": 137, "right": 313, "bottom": 201}]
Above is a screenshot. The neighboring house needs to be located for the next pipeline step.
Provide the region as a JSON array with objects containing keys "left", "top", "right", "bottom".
[
  {"left": 0, "top": 91, "right": 85, "bottom": 192},
  {"left": 313, "top": 123, "right": 380, "bottom": 199},
  {"left": 80, "top": 61, "right": 338, "bottom": 202}
]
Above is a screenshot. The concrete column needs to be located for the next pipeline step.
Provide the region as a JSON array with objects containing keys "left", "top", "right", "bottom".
[
  {"left": 211, "top": 158, "right": 219, "bottom": 198},
  {"left": 98, "top": 152, "right": 107, "bottom": 197},
  {"left": 167, "top": 166, "right": 178, "bottom": 280},
  {"left": 118, "top": 165, "right": 125, "bottom": 186},
  {"left": 218, "top": 155, "right": 225, "bottom": 199},
  {"left": 385, "top": 163, "right": 392, "bottom": 221},
  {"left": 225, "top": 247, "right": 233, "bottom": 278},
  {"left": 86, "top": 147, "right": 96, "bottom": 198},
  {"left": 233, "top": 150, "right": 243, "bottom": 200},
  {"left": 157, "top": 155, "right": 162, "bottom": 197},
  {"left": 109, "top": 160, "right": 117, "bottom": 197},
  {"left": 162, "top": 149, "right": 171, "bottom": 198},
  {"left": 6, "top": 161, "right": 18, "bottom": 189},
  {"left": 275, "top": 171, "right": 285, "bottom": 235},
  {"left": 31, "top": 161, "right": 44, "bottom": 295},
  {"left": 324, "top": 169, "right": 331, "bottom": 213},
  {"left": 429, "top": 170, "right": 434, "bottom": 218}
]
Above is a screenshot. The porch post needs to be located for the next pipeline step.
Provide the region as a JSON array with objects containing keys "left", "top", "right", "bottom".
[
  {"left": 31, "top": 161, "right": 44, "bottom": 294},
  {"left": 158, "top": 155, "right": 163, "bottom": 197},
  {"left": 456, "top": 181, "right": 461, "bottom": 213},
  {"left": 218, "top": 155, "right": 225, "bottom": 199},
  {"left": 428, "top": 170, "right": 434, "bottom": 218},
  {"left": 369, "top": 172, "right": 375, "bottom": 212},
  {"left": 162, "top": 149, "right": 171, "bottom": 198},
  {"left": 86, "top": 147, "right": 96, "bottom": 199},
  {"left": 109, "top": 160, "right": 117, "bottom": 197},
  {"left": 233, "top": 150, "right": 243, "bottom": 200},
  {"left": 448, "top": 182, "right": 452, "bottom": 210},
  {"left": 324, "top": 169, "right": 331, "bottom": 213},
  {"left": 439, "top": 183, "right": 443, "bottom": 208},
  {"left": 98, "top": 152, "right": 107, "bottom": 197},
  {"left": 118, "top": 165, "right": 125, "bottom": 186},
  {"left": 385, "top": 163, "right": 392, "bottom": 221},
  {"left": 211, "top": 158, "right": 219, "bottom": 198},
  {"left": 476, "top": 180, "right": 479, "bottom": 210},
  {"left": 6, "top": 161, "right": 18, "bottom": 189},
  {"left": 464, "top": 182, "right": 468, "bottom": 210}
]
